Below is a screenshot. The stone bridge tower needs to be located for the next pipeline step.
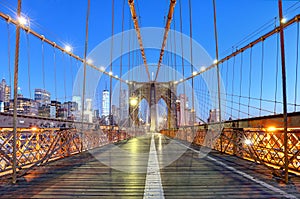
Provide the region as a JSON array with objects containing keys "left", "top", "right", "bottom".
[{"left": 128, "top": 81, "right": 177, "bottom": 131}]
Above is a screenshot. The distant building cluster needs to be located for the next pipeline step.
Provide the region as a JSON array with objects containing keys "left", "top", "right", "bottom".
[
  {"left": 0, "top": 78, "right": 93, "bottom": 122},
  {"left": 100, "top": 89, "right": 128, "bottom": 126},
  {"left": 176, "top": 94, "right": 196, "bottom": 126},
  {"left": 0, "top": 78, "right": 220, "bottom": 126}
]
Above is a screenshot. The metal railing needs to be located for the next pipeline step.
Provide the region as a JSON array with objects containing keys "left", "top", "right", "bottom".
[
  {"left": 0, "top": 127, "right": 144, "bottom": 178},
  {"left": 161, "top": 125, "right": 300, "bottom": 177}
]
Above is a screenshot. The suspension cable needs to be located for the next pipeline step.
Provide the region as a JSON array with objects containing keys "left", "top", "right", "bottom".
[
  {"left": 231, "top": 54, "right": 236, "bottom": 118},
  {"left": 248, "top": 47, "right": 253, "bottom": 117},
  {"left": 179, "top": 0, "right": 186, "bottom": 125},
  {"left": 119, "top": 0, "right": 125, "bottom": 121},
  {"left": 81, "top": 0, "right": 90, "bottom": 143},
  {"left": 12, "top": 0, "right": 22, "bottom": 184},
  {"left": 274, "top": 33, "right": 279, "bottom": 114},
  {"left": 70, "top": 56, "right": 74, "bottom": 89},
  {"left": 7, "top": 22, "right": 11, "bottom": 88},
  {"left": 26, "top": 31, "right": 31, "bottom": 99},
  {"left": 259, "top": 40, "right": 265, "bottom": 116},
  {"left": 109, "top": 0, "right": 115, "bottom": 125},
  {"left": 154, "top": 0, "right": 177, "bottom": 81},
  {"left": 294, "top": 21, "right": 299, "bottom": 111},
  {"left": 41, "top": 39, "right": 45, "bottom": 89},
  {"left": 188, "top": 0, "right": 194, "bottom": 117},
  {"left": 53, "top": 46, "right": 57, "bottom": 101},
  {"left": 181, "top": 14, "right": 300, "bottom": 82},
  {"left": 238, "top": 52, "right": 243, "bottom": 119},
  {"left": 0, "top": 12, "right": 125, "bottom": 82},
  {"left": 128, "top": 0, "right": 150, "bottom": 81},
  {"left": 63, "top": 53, "right": 67, "bottom": 102}
]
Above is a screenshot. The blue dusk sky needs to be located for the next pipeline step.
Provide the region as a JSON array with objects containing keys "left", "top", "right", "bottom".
[{"left": 0, "top": 0, "right": 299, "bottom": 120}]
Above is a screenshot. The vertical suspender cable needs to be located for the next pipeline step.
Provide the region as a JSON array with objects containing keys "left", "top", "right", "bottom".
[
  {"left": 278, "top": 0, "right": 289, "bottom": 184},
  {"left": 7, "top": 22, "right": 12, "bottom": 90},
  {"left": 259, "top": 40, "right": 265, "bottom": 116},
  {"left": 26, "top": 32, "right": 31, "bottom": 99},
  {"left": 238, "top": 52, "right": 243, "bottom": 119},
  {"left": 119, "top": 0, "right": 125, "bottom": 123},
  {"left": 294, "top": 22, "right": 299, "bottom": 112},
  {"left": 70, "top": 56, "right": 74, "bottom": 90},
  {"left": 225, "top": 60, "right": 229, "bottom": 119},
  {"left": 53, "top": 47, "right": 57, "bottom": 101},
  {"left": 128, "top": 14, "right": 131, "bottom": 82},
  {"left": 275, "top": 33, "right": 279, "bottom": 114},
  {"left": 109, "top": 0, "right": 115, "bottom": 126},
  {"left": 12, "top": 0, "right": 22, "bottom": 184},
  {"left": 42, "top": 40, "right": 45, "bottom": 89},
  {"left": 231, "top": 55, "right": 235, "bottom": 119},
  {"left": 179, "top": 0, "right": 186, "bottom": 126},
  {"left": 63, "top": 54, "right": 67, "bottom": 102},
  {"left": 81, "top": 0, "right": 90, "bottom": 151},
  {"left": 248, "top": 47, "right": 253, "bottom": 117},
  {"left": 188, "top": 0, "right": 195, "bottom": 126},
  {"left": 212, "top": 0, "right": 223, "bottom": 151}
]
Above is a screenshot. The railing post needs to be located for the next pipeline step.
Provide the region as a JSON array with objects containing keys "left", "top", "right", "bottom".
[
  {"left": 12, "top": 0, "right": 22, "bottom": 184},
  {"left": 278, "top": 0, "right": 289, "bottom": 183}
]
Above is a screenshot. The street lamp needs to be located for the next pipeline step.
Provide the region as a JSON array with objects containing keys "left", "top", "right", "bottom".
[
  {"left": 129, "top": 96, "right": 138, "bottom": 106},
  {"left": 17, "top": 16, "right": 28, "bottom": 26}
]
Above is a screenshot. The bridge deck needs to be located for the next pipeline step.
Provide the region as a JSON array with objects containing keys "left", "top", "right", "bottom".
[{"left": 0, "top": 133, "right": 299, "bottom": 198}]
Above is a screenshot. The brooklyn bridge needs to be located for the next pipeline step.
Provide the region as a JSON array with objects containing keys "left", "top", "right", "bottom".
[{"left": 0, "top": 0, "right": 299, "bottom": 198}]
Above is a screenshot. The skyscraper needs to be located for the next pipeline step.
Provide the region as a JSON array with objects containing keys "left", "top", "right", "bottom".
[
  {"left": 34, "top": 88, "right": 50, "bottom": 106},
  {"left": 119, "top": 89, "right": 128, "bottom": 121},
  {"left": 0, "top": 78, "right": 11, "bottom": 104},
  {"left": 84, "top": 98, "right": 93, "bottom": 122},
  {"left": 102, "top": 90, "right": 110, "bottom": 117},
  {"left": 178, "top": 94, "right": 188, "bottom": 126}
]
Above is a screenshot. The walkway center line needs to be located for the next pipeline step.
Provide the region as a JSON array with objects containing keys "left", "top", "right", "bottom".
[{"left": 143, "top": 133, "right": 165, "bottom": 199}]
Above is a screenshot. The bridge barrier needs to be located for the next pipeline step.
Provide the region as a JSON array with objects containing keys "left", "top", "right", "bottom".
[
  {"left": 160, "top": 126, "right": 300, "bottom": 177},
  {"left": 0, "top": 127, "right": 143, "bottom": 180}
]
